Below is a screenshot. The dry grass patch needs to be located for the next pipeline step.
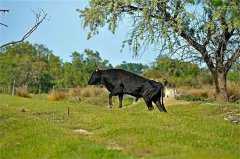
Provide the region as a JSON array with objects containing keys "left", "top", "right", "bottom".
[
  {"left": 228, "top": 82, "right": 240, "bottom": 102},
  {"left": 48, "top": 90, "right": 66, "bottom": 101},
  {"left": 179, "top": 85, "right": 218, "bottom": 98},
  {"left": 16, "top": 86, "right": 31, "bottom": 98},
  {"left": 177, "top": 82, "right": 240, "bottom": 102},
  {"left": 81, "top": 86, "right": 106, "bottom": 97},
  {"left": 68, "top": 86, "right": 82, "bottom": 101},
  {"left": 47, "top": 86, "right": 107, "bottom": 102},
  {"left": 68, "top": 86, "right": 107, "bottom": 99}
]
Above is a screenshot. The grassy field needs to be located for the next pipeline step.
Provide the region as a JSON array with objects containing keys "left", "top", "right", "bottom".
[{"left": 0, "top": 94, "right": 240, "bottom": 159}]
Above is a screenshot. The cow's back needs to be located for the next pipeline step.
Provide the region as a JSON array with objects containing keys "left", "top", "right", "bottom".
[{"left": 102, "top": 69, "right": 148, "bottom": 95}]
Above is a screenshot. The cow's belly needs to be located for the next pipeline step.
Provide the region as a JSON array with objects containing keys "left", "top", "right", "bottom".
[{"left": 124, "top": 86, "right": 143, "bottom": 97}]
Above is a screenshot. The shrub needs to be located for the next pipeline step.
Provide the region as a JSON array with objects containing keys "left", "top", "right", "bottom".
[
  {"left": 48, "top": 90, "right": 66, "bottom": 101},
  {"left": 16, "top": 86, "right": 31, "bottom": 98},
  {"left": 176, "top": 95, "right": 206, "bottom": 102},
  {"left": 143, "top": 69, "right": 164, "bottom": 80}
]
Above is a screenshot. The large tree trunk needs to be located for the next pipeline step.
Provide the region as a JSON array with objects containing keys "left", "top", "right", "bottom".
[{"left": 213, "top": 71, "right": 228, "bottom": 102}]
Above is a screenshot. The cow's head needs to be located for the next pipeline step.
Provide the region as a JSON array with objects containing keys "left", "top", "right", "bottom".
[{"left": 88, "top": 69, "right": 102, "bottom": 85}]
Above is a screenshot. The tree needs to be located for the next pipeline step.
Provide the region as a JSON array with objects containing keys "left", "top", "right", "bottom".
[
  {"left": 71, "top": 51, "right": 86, "bottom": 86},
  {"left": 0, "top": 42, "right": 60, "bottom": 93},
  {"left": 62, "top": 49, "right": 113, "bottom": 87},
  {"left": 115, "top": 61, "right": 148, "bottom": 74},
  {"left": 48, "top": 54, "right": 63, "bottom": 88},
  {"left": 146, "top": 56, "right": 200, "bottom": 86},
  {"left": 79, "top": 0, "right": 240, "bottom": 101}
]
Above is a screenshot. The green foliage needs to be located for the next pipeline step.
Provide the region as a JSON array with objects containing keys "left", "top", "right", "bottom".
[
  {"left": 176, "top": 95, "right": 207, "bottom": 102},
  {"left": 227, "top": 63, "right": 240, "bottom": 82},
  {"left": 62, "top": 49, "right": 112, "bottom": 88},
  {"left": 0, "top": 42, "right": 56, "bottom": 93},
  {"left": 144, "top": 56, "right": 201, "bottom": 86},
  {"left": 0, "top": 42, "right": 112, "bottom": 93},
  {"left": 115, "top": 61, "right": 148, "bottom": 74},
  {"left": 79, "top": 0, "right": 240, "bottom": 100},
  {"left": 79, "top": 0, "right": 240, "bottom": 55}
]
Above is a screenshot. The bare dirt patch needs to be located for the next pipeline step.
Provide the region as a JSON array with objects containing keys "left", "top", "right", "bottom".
[
  {"left": 165, "top": 97, "right": 190, "bottom": 106},
  {"left": 224, "top": 112, "right": 240, "bottom": 124},
  {"left": 73, "top": 129, "right": 93, "bottom": 135},
  {"left": 106, "top": 142, "right": 123, "bottom": 151}
]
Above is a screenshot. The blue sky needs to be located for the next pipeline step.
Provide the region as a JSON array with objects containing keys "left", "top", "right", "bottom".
[{"left": 0, "top": 0, "right": 159, "bottom": 66}]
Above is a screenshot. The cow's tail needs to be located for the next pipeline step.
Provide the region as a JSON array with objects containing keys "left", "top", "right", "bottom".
[
  {"left": 159, "top": 85, "right": 167, "bottom": 112},
  {"left": 161, "top": 86, "right": 164, "bottom": 106}
]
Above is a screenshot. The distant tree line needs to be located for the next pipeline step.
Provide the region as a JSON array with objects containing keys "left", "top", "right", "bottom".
[
  {"left": 0, "top": 42, "right": 112, "bottom": 93},
  {"left": 0, "top": 42, "right": 239, "bottom": 93}
]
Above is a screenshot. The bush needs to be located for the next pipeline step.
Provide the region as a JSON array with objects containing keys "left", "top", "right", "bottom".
[
  {"left": 143, "top": 69, "right": 164, "bottom": 80},
  {"left": 16, "top": 86, "right": 31, "bottom": 98},
  {"left": 176, "top": 95, "right": 206, "bottom": 102},
  {"left": 48, "top": 90, "right": 66, "bottom": 101}
]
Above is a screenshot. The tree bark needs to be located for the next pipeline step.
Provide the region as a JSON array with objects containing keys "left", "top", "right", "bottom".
[
  {"left": 212, "top": 72, "right": 220, "bottom": 94},
  {"left": 213, "top": 71, "right": 228, "bottom": 102}
]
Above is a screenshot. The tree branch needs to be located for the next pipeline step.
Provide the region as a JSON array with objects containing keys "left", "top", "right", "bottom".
[
  {"left": 0, "top": 22, "right": 8, "bottom": 27},
  {"left": 0, "top": 9, "right": 9, "bottom": 27},
  {"left": 122, "top": 3, "right": 217, "bottom": 73},
  {"left": 225, "top": 48, "right": 240, "bottom": 72},
  {"left": 215, "top": 15, "right": 234, "bottom": 71},
  {"left": 0, "top": 9, "right": 9, "bottom": 13},
  {"left": 0, "top": 10, "right": 47, "bottom": 49}
]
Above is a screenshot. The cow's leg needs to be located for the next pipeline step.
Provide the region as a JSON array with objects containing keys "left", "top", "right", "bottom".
[
  {"left": 109, "top": 93, "right": 113, "bottom": 108},
  {"left": 118, "top": 94, "right": 123, "bottom": 108},
  {"left": 154, "top": 97, "right": 167, "bottom": 112},
  {"left": 143, "top": 98, "right": 154, "bottom": 111},
  {"left": 135, "top": 97, "right": 139, "bottom": 102},
  {"left": 160, "top": 89, "right": 167, "bottom": 112}
]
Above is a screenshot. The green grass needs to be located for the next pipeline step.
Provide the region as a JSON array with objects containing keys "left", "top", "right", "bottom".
[{"left": 0, "top": 94, "right": 240, "bottom": 159}]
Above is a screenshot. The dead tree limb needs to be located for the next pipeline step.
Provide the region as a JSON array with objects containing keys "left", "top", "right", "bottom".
[
  {"left": 0, "top": 9, "right": 9, "bottom": 27},
  {"left": 0, "top": 9, "right": 9, "bottom": 13},
  {"left": 0, "top": 10, "right": 47, "bottom": 49},
  {"left": 0, "top": 22, "right": 8, "bottom": 27}
]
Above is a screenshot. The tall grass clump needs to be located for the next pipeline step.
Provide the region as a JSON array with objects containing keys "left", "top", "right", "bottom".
[
  {"left": 228, "top": 82, "right": 240, "bottom": 102},
  {"left": 48, "top": 86, "right": 107, "bottom": 102},
  {"left": 67, "top": 86, "right": 107, "bottom": 102},
  {"left": 16, "top": 86, "right": 31, "bottom": 98},
  {"left": 177, "top": 86, "right": 215, "bottom": 102},
  {"left": 80, "top": 86, "right": 106, "bottom": 98},
  {"left": 68, "top": 86, "right": 82, "bottom": 101},
  {"left": 48, "top": 90, "right": 66, "bottom": 101}
]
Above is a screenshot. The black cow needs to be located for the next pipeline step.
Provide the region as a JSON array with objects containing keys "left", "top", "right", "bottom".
[{"left": 88, "top": 69, "right": 167, "bottom": 112}]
